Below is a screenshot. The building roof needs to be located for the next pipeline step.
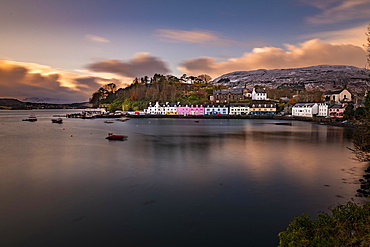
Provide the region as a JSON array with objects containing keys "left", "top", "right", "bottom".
[
  {"left": 253, "top": 88, "right": 266, "bottom": 93},
  {"left": 229, "top": 103, "right": 250, "bottom": 107},
  {"left": 329, "top": 104, "right": 346, "bottom": 109},
  {"left": 205, "top": 104, "right": 229, "bottom": 107},
  {"left": 323, "top": 89, "right": 349, "bottom": 95},
  {"left": 214, "top": 89, "right": 243, "bottom": 95},
  {"left": 293, "top": 103, "right": 317, "bottom": 107}
]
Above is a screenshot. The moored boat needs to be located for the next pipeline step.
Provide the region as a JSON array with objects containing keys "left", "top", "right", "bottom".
[
  {"left": 22, "top": 115, "right": 37, "bottom": 122},
  {"left": 116, "top": 117, "right": 130, "bottom": 122},
  {"left": 105, "top": 133, "right": 128, "bottom": 140},
  {"left": 51, "top": 118, "right": 63, "bottom": 123}
]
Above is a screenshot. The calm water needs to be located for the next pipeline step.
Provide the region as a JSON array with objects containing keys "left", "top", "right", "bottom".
[{"left": 0, "top": 110, "right": 367, "bottom": 247}]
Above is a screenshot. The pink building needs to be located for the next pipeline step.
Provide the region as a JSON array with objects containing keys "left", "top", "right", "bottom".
[
  {"left": 176, "top": 104, "right": 204, "bottom": 116},
  {"left": 328, "top": 104, "right": 346, "bottom": 118}
]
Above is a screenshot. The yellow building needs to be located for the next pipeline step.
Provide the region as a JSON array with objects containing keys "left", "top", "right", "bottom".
[{"left": 249, "top": 104, "right": 276, "bottom": 115}]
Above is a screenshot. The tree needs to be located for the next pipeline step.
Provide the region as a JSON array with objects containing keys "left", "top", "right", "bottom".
[
  {"left": 349, "top": 24, "right": 370, "bottom": 162},
  {"left": 349, "top": 118, "right": 370, "bottom": 162},
  {"left": 366, "top": 23, "right": 370, "bottom": 69},
  {"left": 89, "top": 91, "right": 101, "bottom": 107},
  {"left": 278, "top": 201, "right": 370, "bottom": 246},
  {"left": 197, "top": 74, "right": 212, "bottom": 84},
  {"left": 364, "top": 91, "right": 370, "bottom": 114},
  {"left": 343, "top": 103, "right": 354, "bottom": 120},
  {"left": 349, "top": 91, "right": 370, "bottom": 162},
  {"left": 89, "top": 83, "right": 117, "bottom": 107},
  {"left": 103, "top": 83, "right": 117, "bottom": 94},
  {"left": 288, "top": 98, "right": 297, "bottom": 105},
  {"left": 355, "top": 107, "right": 366, "bottom": 119}
]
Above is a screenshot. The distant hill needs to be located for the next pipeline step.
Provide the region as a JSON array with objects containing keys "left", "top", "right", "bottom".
[
  {"left": 0, "top": 98, "right": 27, "bottom": 109},
  {"left": 210, "top": 65, "right": 370, "bottom": 92},
  {"left": 0, "top": 98, "right": 90, "bottom": 109},
  {"left": 23, "top": 97, "right": 70, "bottom": 104}
]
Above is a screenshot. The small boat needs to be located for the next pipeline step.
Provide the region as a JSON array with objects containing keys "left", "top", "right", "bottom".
[
  {"left": 82, "top": 114, "right": 97, "bottom": 119},
  {"left": 104, "top": 120, "right": 115, "bottom": 124},
  {"left": 22, "top": 115, "right": 37, "bottom": 122},
  {"left": 105, "top": 133, "right": 128, "bottom": 140},
  {"left": 116, "top": 117, "right": 130, "bottom": 122},
  {"left": 51, "top": 118, "right": 63, "bottom": 123}
]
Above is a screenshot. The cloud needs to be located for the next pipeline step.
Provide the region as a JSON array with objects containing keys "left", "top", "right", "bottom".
[
  {"left": 302, "top": 22, "right": 369, "bottom": 46},
  {"left": 86, "top": 34, "right": 110, "bottom": 43},
  {"left": 178, "top": 39, "right": 367, "bottom": 78},
  {"left": 86, "top": 53, "right": 170, "bottom": 77},
  {"left": 301, "top": 0, "right": 370, "bottom": 24},
  {"left": 157, "top": 29, "right": 220, "bottom": 44},
  {"left": 299, "top": 0, "right": 339, "bottom": 9},
  {"left": 0, "top": 60, "right": 121, "bottom": 103},
  {"left": 156, "top": 29, "right": 253, "bottom": 47}
]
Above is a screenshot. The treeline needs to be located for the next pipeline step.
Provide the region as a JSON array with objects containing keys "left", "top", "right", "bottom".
[{"left": 89, "top": 73, "right": 217, "bottom": 111}]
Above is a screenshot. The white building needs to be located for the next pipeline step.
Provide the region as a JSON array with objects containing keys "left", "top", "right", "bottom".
[
  {"left": 144, "top": 102, "right": 179, "bottom": 115},
  {"left": 204, "top": 104, "right": 229, "bottom": 115},
  {"left": 83, "top": 108, "right": 106, "bottom": 114},
  {"left": 323, "top": 89, "right": 352, "bottom": 103},
  {"left": 317, "top": 103, "right": 329, "bottom": 117},
  {"left": 144, "top": 102, "right": 161, "bottom": 115},
  {"left": 243, "top": 88, "right": 252, "bottom": 98},
  {"left": 162, "top": 102, "right": 178, "bottom": 115},
  {"left": 229, "top": 103, "right": 250, "bottom": 115},
  {"left": 251, "top": 88, "right": 267, "bottom": 100},
  {"left": 292, "top": 103, "right": 318, "bottom": 117}
]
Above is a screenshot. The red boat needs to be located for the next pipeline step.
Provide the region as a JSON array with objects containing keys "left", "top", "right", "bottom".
[
  {"left": 105, "top": 133, "right": 128, "bottom": 140},
  {"left": 51, "top": 118, "right": 63, "bottom": 123}
]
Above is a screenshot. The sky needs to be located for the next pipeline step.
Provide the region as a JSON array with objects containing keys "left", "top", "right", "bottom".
[{"left": 0, "top": 0, "right": 369, "bottom": 103}]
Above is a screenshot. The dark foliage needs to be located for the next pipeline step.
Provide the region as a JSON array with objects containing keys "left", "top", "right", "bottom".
[{"left": 278, "top": 201, "right": 370, "bottom": 246}]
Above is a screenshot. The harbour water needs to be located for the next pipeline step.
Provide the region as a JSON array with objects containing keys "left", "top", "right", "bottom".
[{"left": 0, "top": 110, "right": 367, "bottom": 246}]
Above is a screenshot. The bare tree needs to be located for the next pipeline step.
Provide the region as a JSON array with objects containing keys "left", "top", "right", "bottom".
[
  {"left": 366, "top": 23, "right": 370, "bottom": 69},
  {"left": 349, "top": 24, "right": 370, "bottom": 162},
  {"left": 197, "top": 74, "right": 212, "bottom": 84}
]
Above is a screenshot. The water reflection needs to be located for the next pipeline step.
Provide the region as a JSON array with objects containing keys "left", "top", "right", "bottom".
[{"left": 0, "top": 112, "right": 366, "bottom": 247}]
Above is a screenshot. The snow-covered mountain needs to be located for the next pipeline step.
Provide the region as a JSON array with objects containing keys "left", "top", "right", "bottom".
[{"left": 211, "top": 65, "right": 370, "bottom": 92}]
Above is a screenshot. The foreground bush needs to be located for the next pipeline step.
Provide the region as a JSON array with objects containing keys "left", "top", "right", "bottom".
[{"left": 278, "top": 201, "right": 370, "bottom": 246}]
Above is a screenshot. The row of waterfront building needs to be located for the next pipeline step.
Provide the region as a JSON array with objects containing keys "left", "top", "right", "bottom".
[
  {"left": 291, "top": 103, "right": 346, "bottom": 118},
  {"left": 143, "top": 102, "right": 348, "bottom": 118},
  {"left": 144, "top": 102, "right": 276, "bottom": 115}
]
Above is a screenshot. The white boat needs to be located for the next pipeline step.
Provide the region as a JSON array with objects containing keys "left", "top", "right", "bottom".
[{"left": 116, "top": 117, "right": 129, "bottom": 122}]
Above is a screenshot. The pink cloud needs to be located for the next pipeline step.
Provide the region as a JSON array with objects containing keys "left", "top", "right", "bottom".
[
  {"left": 301, "top": 0, "right": 370, "bottom": 24},
  {"left": 86, "top": 53, "right": 170, "bottom": 77},
  {"left": 178, "top": 39, "right": 367, "bottom": 78},
  {"left": 0, "top": 60, "right": 120, "bottom": 103}
]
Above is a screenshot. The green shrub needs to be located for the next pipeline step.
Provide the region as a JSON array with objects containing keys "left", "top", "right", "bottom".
[{"left": 278, "top": 201, "right": 370, "bottom": 246}]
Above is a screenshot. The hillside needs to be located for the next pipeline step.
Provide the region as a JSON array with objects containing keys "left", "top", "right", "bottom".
[
  {"left": 0, "top": 98, "right": 27, "bottom": 109},
  {"left": 211, "top": 65, "right": 370, "bottom": 92},
  {"left": 0, "top": 98, "right": 89, "bottom": 109}
]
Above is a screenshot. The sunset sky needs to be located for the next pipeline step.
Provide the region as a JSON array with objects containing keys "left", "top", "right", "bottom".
[{"left": 0, "top": 0, "right": 369, "bottom": 103}]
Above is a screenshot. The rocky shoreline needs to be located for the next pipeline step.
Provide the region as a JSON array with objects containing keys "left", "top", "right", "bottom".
[{"left": 357, "top": 166, "right": 370, "bottom": 198}]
